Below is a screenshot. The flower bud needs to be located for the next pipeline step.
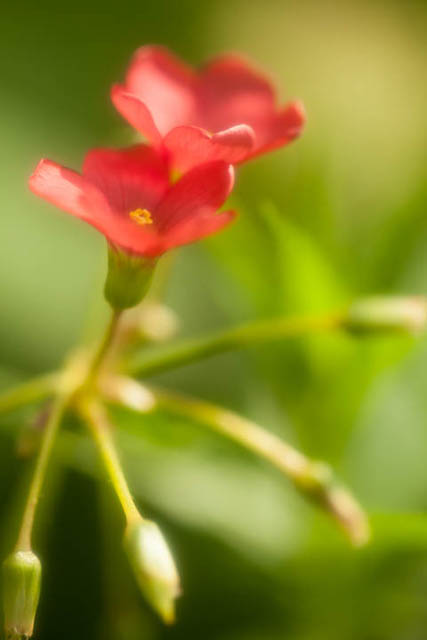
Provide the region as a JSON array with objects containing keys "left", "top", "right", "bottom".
[
  {"left": 324, "top": 486, "right": 371, "bottom": 548},
  {"left": 120, "top": 302, "right": 179, "bottom": 346},
  {"left": 135, "top": 303, "right": 179, "bottom": 343},
  {"left": 2, "top": 550, "right": 41, "bottom": 639},
  {"left": 104, "top": 246, "right": 156, "bottom": 310},
  {"left": 344, "top": 296, "right": 427, "bottom": 335},
  {"left": 123, "top": 518, "right": 180, "bottom": 624}
]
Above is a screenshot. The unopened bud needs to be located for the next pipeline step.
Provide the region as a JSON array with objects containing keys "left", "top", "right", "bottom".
[
  {"left": 122, "top": 302, "right": 179, "bottom": 344},
  {"left": 124, "top": 518, "right": 180, "bottom": 624},
  {"left": 344, "top": 296, "right": 427, "bottom": 335},
  {"left": 294, "top": 461, "right": 370, "bottom": 547},
  {"left": 324, "top": 486, "right": 371, "bottom": 547},
  {"left": 136, "top": 303, "right": 179, "bottom": 342},
  {"left": 2, "top": 550, "right": 41, "bottom": 639}
]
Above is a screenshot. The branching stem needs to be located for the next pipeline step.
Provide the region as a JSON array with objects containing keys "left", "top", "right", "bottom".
[{"left": 127, "top": 311, "right": 343, "bottom": 378}]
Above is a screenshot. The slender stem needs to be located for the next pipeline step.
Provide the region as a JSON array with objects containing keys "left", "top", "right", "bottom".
[
  {"left": 86, "top": 309, "right": 122, "bottom": 387},
  {"left": 103, "top": 376, "right": 370, "bottom": 547},
  {"left": 0, "top": 311, "right": 340, "bottom": 416},
  {"left": 7, "top": 308, "right": 124, "bottom": 551},
  {"left": 7, "top": 311, "right": 124, "bottom": 553},
  {"left": 127, "top": 311, "right": 343, "bottom": 378},
  {"left": 79, "top": 309, "right": 141, "bottom": 523},
  {"left": 15, "top": 393, "right": 69, "bottom": 551},
  {"left": 79, "top": 399, "right": 140, "bottom": 524},
  {"left": 0, "top": 373, "right": 58, "bottom": 416}
]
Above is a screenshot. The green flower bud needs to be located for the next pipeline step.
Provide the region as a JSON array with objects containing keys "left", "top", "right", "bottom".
[
  {"left": 344, "top": 296, "right": 427, "bottom": 335},
  {"left": 124, "top": 518, "right": 180, "bottom": 624},
  {"left": 104, "top": 246, "right": 156, "bottom": 310},
  {"left": 2, "top": 550, "right": 41, "bottom": 639}
]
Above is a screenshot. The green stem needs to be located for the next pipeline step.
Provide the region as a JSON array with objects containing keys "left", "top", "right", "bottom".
[
  {"left": 0, "top": 311, "right": 341, "bottom": 415},
  {"left": 15, "top": 393, "right": 69, "bottom": 551},
  {"left": 8, "top": 309, "right": 125, "bottom": 554},
  {"left": 104, "top": 376, "right": 370, "bottom": 547},
  {"left": 127, "top": 311, "right": 343, "bottom": 378},
  {"left": 86, "top": 309, "right": 122, "bottom": 388},
  {"left": 79, "top": 311, "right": 141, "bottom": 524},
  {"left": 0, "top": 374, "right": 58, "bottom": 416},
  {"left": 79, "top": 399, "right": 140, "bottom": 524}
]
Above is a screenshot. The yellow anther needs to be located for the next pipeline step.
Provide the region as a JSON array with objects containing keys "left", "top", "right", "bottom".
[{"left": 129, "top": 208, "right": 153, "bottom": 226}]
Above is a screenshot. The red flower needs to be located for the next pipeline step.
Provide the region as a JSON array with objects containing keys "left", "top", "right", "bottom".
[
  {"left": 29, "top": 145, "right": 235, "bottom": 258},
  {"left": 111, "top": 46, "right": 306, "bottom": 172}
]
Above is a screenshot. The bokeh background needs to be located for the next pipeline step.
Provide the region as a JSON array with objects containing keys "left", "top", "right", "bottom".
[{"left": 1, "top": 1, "right": 427, "bottom": 638}]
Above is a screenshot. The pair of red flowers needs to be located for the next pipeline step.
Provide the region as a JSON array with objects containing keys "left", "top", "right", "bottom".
[{"left": 30, "top": 46, "right": 305, "bottom": 258}]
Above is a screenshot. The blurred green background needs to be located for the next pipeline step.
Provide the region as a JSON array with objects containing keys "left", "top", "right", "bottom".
[{"left": 1, "top": 0, "right": 427, "bottom": 638}]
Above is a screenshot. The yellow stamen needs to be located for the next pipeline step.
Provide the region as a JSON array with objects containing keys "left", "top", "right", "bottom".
[{"left": 129, "top": 208, "right": 153, "bottom": 226}]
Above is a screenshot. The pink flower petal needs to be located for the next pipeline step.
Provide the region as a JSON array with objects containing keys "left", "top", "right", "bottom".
[
  {"left": 82, "top": 145, "right": 170, "bottom": 216},
  {"left": 277, "top": 100, "right": 307, "bottom": 138},
  {"left": 125, "top": 45, "right": 197, "bottom": 135},
  {"left": 111, "top": 85, "right": 161, "bottom": 144},
  {"left": 29, "top": 152, "right": 236, "bottom": 259},
  {"left": 163, "top": 124, "right": 255, "bottom": 172},
  {"left": 155, "top": 161, "right": 234, "bottom": 232},
  {"left": 164, "top": 210, "right": 237, "bottom": 251},
  {"left": 201, "top": 54, "right": 275, "bottom": 102},
  {"left": 107, "top": 223, "right": 164, "bottom": 257},
  {"left": 250, "top": 100, "right": 307, "bottom": 157},
  {"left": 198, "top": 54, "right": 276, "bottom": 132},
  {"left": 29, "top": 159, "right": 112, "bottom": 230}
]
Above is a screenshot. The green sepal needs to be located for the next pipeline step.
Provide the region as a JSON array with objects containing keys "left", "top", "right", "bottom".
[
  {"left": 104, "top": 246, "right": 156, "bottom": 310},
  {"left": 2, "top": 550, "right": 42, "bottom": 639}
]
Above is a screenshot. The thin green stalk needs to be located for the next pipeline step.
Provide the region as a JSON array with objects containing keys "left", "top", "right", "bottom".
[
  {"left": 85, "top": 309, "right": 122, "bottom": 387},
  {"left": 0, "top": 311, "right": 341, "bottom": 416},
  {"left": 8, "top": 309, "right": 124, "bottom": 554},
  {"left": 79, "top": 399, "right": 140, "bottom": 524},
  {"left": 104, "top": 376, "right": 370, "bottom": 547},
  {"left": 15, "top": 393, "right": 69, "bottom": 551},
  {"left": 127, "top": 311, "right": 343, "bottom": 378},
  {"left": 79, "top": 308, "right": 141, "bottom": 523},
  {"left": 0, "top": 373, "right": 58, "bottom": 416}
]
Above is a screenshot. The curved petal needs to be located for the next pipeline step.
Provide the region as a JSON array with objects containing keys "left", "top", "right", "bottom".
[
  {"left": 201, "top": 54, "right": 275, "bottom": 101},
  {"left": 249, "top": 100, "right": 307, "bottom": 158},
  {"left": 29, "top": 158, "right": 187, "bottom": 258},
  {"left": 164, "top": 210, "right": 236, "bottom": 250},
  {"left": 164, "top": 124, "right": 255, "bottom": 172},
  {"left": 155, "top": 161, "right": 234, "bottom": 232},
  {"left": 125, "top": 45, "right": 197, "bottom": 135},
  {"left": 111, "top": 85, "right": 161, "bottom": 144},
  {"left": 198, "top": 54, "right": 276, "bottom": 131},
  {"left": 82, "top": 145, "right": 170, "bottom": 216},
  {"left": 29, "top": 159, "right": 112, "bottom": 226}
]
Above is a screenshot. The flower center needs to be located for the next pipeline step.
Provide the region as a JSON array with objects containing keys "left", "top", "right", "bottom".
[{"left": 129, "top": 208, "right": 153, "bottom": 226}]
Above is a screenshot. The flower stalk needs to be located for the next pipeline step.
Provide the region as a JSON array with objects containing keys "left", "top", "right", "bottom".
[
  {"left": 14, "top": 392, "right": 70, "bottom": 552},
  {"left": 0, "top": 374, "right": 58, "bottom": 417},
  {"left": 0, "top": 310, "right": 342, "bottom": 420},
  {"left": 103, "top": 376, "right": 370, "bottom": 547},
  {"left": 127, "top": 311, "right": 343, "bottom": 377},
  {"left": 79, "top": 398, "right": 140, "bottom": 523},
  {"left": 2, "top": 355, "right": 85, "bottom": 639},
  {"left": 84, "top": 309, "right": 123, "bottom": 390},
  {"left": 79, "top": 397, "right": 180, "bottom": 622}
]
